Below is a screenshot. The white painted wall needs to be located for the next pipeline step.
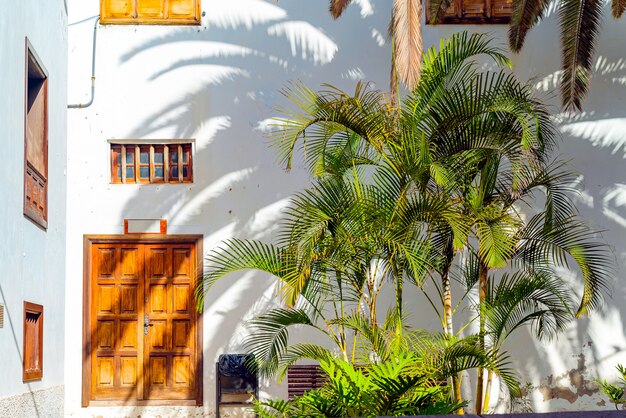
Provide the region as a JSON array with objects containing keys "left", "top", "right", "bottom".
[
  {"left": 0, "top": 0, "right": 68, "bottom": 411},
  {"left": 66, "top": 0, "right": 626, "bottom": 415}
]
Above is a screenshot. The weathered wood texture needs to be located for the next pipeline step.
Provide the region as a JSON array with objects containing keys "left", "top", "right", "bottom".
[
  {"left": 287, "top": 365, "right": 326, "bottom": 399},
  {"left": 101, "top": 0, "right": 201, "bottom": 25},
  {"left": 23, "top": 39, "right": 48, "bottom": 229},
  {"left": 425, "top": 0, "right": 512, "bottom": 23},
  {"left": 84, "top": 236, "right": 202, "bottom": 406}
]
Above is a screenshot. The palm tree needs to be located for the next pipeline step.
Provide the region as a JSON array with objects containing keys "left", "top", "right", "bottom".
[
  {"left": 450, "top": 157, "right": 613, "bottom": 412},
  {"left": 328, "top": 0, "right": 422, "bottom": 103},
  {"left": 270, "top": 31, "right": 550, "bottom": 409},
  {"left": 267, "top": 31, "right": 613, "bottom": 412},
  {"left": 197, "top": 32, "right": 613, "bottom": 413},
  {"left": 429, "top": 0, "right": 625, "bottom": 112}
]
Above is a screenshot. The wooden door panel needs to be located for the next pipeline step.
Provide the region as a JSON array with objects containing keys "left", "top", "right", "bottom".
[
  {"left": 173, "top": 285, "right": 190, "bottom": 313},
  {"left": 120, "top": 320, "right": 138, "bottom": 349},
  {"left": 150, "top": 284, "right": 168, "bottom": 313},
  {"left": 173, "top": 356, "right": 191, "bottom": 386},
  {"left": 144, "top": 244, "right": 196, "bottom": 399},
  {"left": 96, "top": 357, "right": 115, "bottom": 387},
  {"left": 89, "top": 240, "right": 198, "bottom": 403},
  {"left": 97, "top": 320, "right": 115, "bottom": 349},
  {"left": 120, "top": 357, "right": 138, "bottom": 386},
  {"left": 91, "top": 245, "right": 143, "bottom": 401}
]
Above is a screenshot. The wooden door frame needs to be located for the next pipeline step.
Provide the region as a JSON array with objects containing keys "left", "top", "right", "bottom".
[{"left": 82, "top": 234, "right": 204, "bottom": 407}]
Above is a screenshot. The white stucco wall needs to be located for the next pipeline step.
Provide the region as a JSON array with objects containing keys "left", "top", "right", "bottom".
[
  {"left": 0, "top": 0, "right": 68, "bottom": 413},
  {"left": 66, "top": 0, "right": 625, "bottom": 416}
]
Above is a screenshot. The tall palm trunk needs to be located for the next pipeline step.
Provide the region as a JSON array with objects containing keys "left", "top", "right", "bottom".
[
  {"left": 389, "top": 19, "right": 398, "bottom": 108},
  {"left": 483, "top": 370, "right": 494, "bottom": 413},
  {"left": 475, "top": 262, "right": 488, "bottom": 413},
  {"left": 440, "top": 240, "right": 464, "bottom": 414}
]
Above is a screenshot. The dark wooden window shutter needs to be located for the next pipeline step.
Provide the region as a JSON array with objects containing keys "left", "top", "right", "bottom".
[
  {"left": 24, "top": 39, "right": 48, "bottom": 229},
  {"left": 23, "top": 302, "right": 44, "bottom": 382},
  {"left": 426, "top": 0, "right": 512, "bottom": 24}
]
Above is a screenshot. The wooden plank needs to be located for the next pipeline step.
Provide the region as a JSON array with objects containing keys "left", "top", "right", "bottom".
[
  {"left": 121, "top": 145, "right": 127, "bottom": 183},
  {"left": 178, "top": 145, "right": 183, "bottom": 183},
  {"left": 287, "top": 365, "right": 326, "bottom": 399},
  {"left": 149, "top": 145, "right": 154, "bottom": 183},
  {"left": 164, "top": 145, "right": 169, "bottom": 182},
  {"left": 135, "top": 145, "right": 140, "bottom": 184}
]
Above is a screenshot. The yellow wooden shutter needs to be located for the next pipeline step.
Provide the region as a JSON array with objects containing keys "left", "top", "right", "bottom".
[
  {"left": 101, "top": 0, "right": 201, "bottom": 25},
  {"left": 169, "top": 0, "right": 199, "bottom": 21},
  {"left": 101, "top": 0, "right": 134, "bottom": 22},
  {"left": 137, "top": 0, "right": 165, "bottom": 20}
]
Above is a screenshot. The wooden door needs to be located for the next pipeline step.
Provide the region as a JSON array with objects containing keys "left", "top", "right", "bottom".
[
  {"left": 89, "top": 241, "right": 198, "bottom": 403},
  {"left": 144, "top": 244, "right": 196, "bottom": 399}
]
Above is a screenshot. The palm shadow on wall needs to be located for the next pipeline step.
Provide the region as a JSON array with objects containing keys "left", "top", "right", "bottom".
[
  {"left": 471, "top": 5, "right": 626, "bottom": 411},
  {"left": 83, "top": 0, "right": 626, "bottom": 412},
  {"left": 96, "top": 0, "right": 387, "bottom": 412}
]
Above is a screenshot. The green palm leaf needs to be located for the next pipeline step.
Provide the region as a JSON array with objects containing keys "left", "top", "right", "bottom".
[
  {"left": 509, "top": 0, "right": 550, "bottom": 52},
  {"left": 560, "top": 0, "right": 603, "bottom": 111}
]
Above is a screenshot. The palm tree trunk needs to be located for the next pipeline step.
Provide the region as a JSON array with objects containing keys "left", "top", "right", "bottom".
[
  {"left": 389, "top": 9, "right": 398, "bottom": 108},
  {"left": 440, "top": 244, "right": 464, "bottom": 414},
  {"left": 395, "top": 267, "right": 403, "bottom": 336},
  {"left": 337, "top": 271, "right": 349, "bottom": 362},
  {"left": 453, "top": 375, "right": 464, "bottom": 414},
  {"left": 475, "top": 262, "right": 488, "bottom": 413},
  {"left": 483, "top": 369, "right": 494, "bottom": 413}
]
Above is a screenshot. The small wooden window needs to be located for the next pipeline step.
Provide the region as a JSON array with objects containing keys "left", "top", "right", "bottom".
[
  {"left": 24, "top": 39, "right": 48, "bottom": 229},
  {"left": 425, "top": 0, "right": 512, "bottom": 24},
  {"left": 111, "top": 143, "right": 193, "bottom": 184},
  {"left": 100, "top": 0, "right": 201, "bottom": 25},
  {"left": 23, "top": 302, "right": 43, "bottom": 382}
]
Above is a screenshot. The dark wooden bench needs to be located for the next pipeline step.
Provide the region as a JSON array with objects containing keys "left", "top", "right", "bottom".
[{"left": 287, "top": 364, "right": 326, "bottom": 399}]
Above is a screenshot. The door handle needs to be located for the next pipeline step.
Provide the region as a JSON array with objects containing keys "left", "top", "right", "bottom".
[{"left": 144, "top": 313, "right": 150, "bottom": 335}]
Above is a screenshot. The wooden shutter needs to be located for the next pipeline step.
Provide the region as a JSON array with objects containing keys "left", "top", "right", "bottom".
[
  {"left": 23, "top": 302, "right": 44, "bottom": 382},
  {"left": 24, "top": 40, "right": 48, "bottom": 229},
  {"left": 137, "top": 0, "right": 166, "bottom": 20},
  {"left": 426, "top": 0, "right": 512, "bottom": 23},
  {"left": 101, "top": 0, "right": 134, "bottom": 20},
  {"left": 101, "top": 0, "right": 201, "bottom": 25},
  {"left": 168, "top": 0, "right": 199, "bottom": 21},
  {"left": 491, "top": 0, "right": 513, "bottom": 18}
]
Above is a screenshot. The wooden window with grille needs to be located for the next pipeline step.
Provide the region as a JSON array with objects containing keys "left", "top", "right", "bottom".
[
  {"left": 24, "top": 39, "right": 48, "bottom": 229},
  {"left": 425, "top": 0, "right": 512, "bottom": 24},
  {"left": 100, "top": 0, "right": 201, "bottom": 25},
  {"left": 111, "top": 143, "right": 193, "bottom": 184},
  {"left": 23, "top": 302, "right": 44, "bottom": 382}
]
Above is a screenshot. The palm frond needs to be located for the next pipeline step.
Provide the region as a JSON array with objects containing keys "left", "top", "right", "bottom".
[
  {"left": 277, "top": 343, "right": 336, "bottom": 378},
  {"left": 509, "top": 0, "right": 550, "bottom": 52},
  {"left": 515, "top": 214, "right": 614, "bottom": 316},
  {"left": 613, "top": 0, "right": 626, "bottom": 17},
  {"left": 484, "top": 270, "right": 574, "bottom": 344},
  {"left": 196, "top": 239, "right": 298, "bottom": 309},
  {"left": 393, "top": 0, "right": 423, "bottom": 90},
  {"left": 560, "top": 0, "right": 603, "bottom": 111},
  {"left": 244, "top": 308, "right": 321, "bottom": 377},
  {"left": 329, "top": 0, "right": 352, "bottom": 19},
  {"left": 427, "top": 0, "right": 454, "bottom": 24},
  {"left": 269, "top": 81, "right": 391, "bottom": 173}
]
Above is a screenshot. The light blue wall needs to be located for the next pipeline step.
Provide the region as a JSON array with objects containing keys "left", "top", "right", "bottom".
[{"left": 0, "top": 0, "right": 68, "bottom": 405}]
